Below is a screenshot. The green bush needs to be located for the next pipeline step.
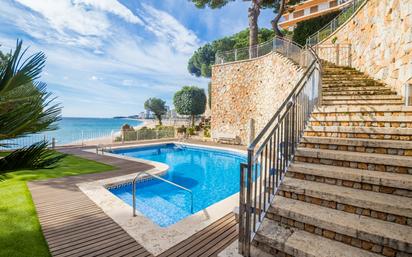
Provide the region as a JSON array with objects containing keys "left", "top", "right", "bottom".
[
  {"left": 203, "top": 128, "right": 211, "bottom": 138},
  {"left": 115, "top": 126, "right": 175, "bottom": 142},
  {"left": 292, "top": 11, "right": 340, "bottom": 45},
  {"left": 177, "top": 125, "right": 186, "bottom": 134},
  {"left": 187, "top": 127, "right": 196, "bottom": 135}
]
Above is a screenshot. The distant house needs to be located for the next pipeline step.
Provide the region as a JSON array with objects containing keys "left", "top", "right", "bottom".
[{"left": 280, "top": 0, "right": 352, "bottom": 31}]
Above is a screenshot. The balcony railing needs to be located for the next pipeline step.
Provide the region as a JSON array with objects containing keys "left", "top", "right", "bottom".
[
  {"left": 306, "top": 0, "right": 368, "bottom": 45},
  {"left": 215, "top": 36, "right": 314, "bottom": 67}
]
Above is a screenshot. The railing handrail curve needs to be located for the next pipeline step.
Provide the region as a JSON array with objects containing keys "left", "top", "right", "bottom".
[
  {"left": 132, "top": 171, "right": 194, "bottom": 216},
  {"left": 248, "top": 59, "right": 316, "bottom": 152},
  {"left": 306, "top": 0, "right": 368, "bottom": 45},
  {"left": 216, "top": 35, "right": 304, "bottom": 57},
  {"left": 215, "top": 35, "right": 308, "bottom": 65},
  {"left": 238, "top": 42, "right": 322, "bottom": 256}
]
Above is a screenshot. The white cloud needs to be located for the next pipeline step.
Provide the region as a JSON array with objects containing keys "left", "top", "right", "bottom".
[
  {"left": 139, "top": 3, "right": 201, "bottom": 54},
  {"left": 73, "top": 0, "right": 143, "bottom": 25},
  {"left": 16, "top": 0, "right": 110, "bottom": 37},
  {"left": 0, "top": 1, "right": 208, "bottom": 117}
]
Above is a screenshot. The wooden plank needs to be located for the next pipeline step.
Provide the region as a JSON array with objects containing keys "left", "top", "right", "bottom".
[
  {"left": 47, "top": 223, "right": 121, "bottom": 248},
  {"left": 196, "top": 224, "right": 238, "bottom": 256},
  {"left": 51, "top": 229, "right": 127, "bottom": 256},
  {"left": 28, "top": 146, "right": 240, "bottom": 257},
  {"left": 158, "top": 214, "right": 237, "bottom": 257},
  {"left": 175, "top": 219, "right": 237, "bottom": 257},
  {"left": 158, "top": 213, "right": 234, "bottom": 256},
  {"left": 42, "top": 215, "right": 110, "bottom": 236}
]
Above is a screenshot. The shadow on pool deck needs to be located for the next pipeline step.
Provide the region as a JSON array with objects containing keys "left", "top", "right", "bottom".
[{"left": 28, "top": 141, "right": 241, "bottom": 257}]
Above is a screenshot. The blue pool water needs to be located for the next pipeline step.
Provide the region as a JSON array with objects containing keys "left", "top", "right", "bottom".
[{"left": 109, "top": 144, "right": 246, "bottom": 227}]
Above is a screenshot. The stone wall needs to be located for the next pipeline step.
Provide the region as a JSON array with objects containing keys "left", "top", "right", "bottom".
[
  {"left": 319, "top": 0, "right": 412, "bottom": 96},
  {"left": 211, "top": 52, "right": 303, "bottom": 145}
]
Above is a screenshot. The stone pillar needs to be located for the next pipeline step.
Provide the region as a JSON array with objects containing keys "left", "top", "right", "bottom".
[
  {"left": 248, "top": 118, "right": 255, "bottom": 145},
  {"left": 405, "top": 83, "right": 412, "bottom": 106}
]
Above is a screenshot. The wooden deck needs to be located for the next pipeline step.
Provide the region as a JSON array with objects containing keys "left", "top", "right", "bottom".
[{"left": 28, "top": 144, "right": 239, "bottom": 257}]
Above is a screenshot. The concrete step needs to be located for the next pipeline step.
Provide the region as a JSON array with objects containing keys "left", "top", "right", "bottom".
[
  {"left": 281, "top": 175, "right": 412, "bottom": 220},
  {"left": 323, "top": 86, "right": 393, "bottom": 92},
  {"left": 308, "top": 115, "right": 412, "bottom": 128},
  {"left": 323, "top": 90, "right": 395, "bottom": 96},
  {"left": 313, "top": 105, "right": 412, "bottom": 115},
  {"left": 295, "top": 147, "right": 412, "bottom": 173},
  {"left": 309, "top": 115, "right": 412, "bottom": 124},
  {"left": 322, "top": 82, "right": 383, "bottom": 87},
  {"left": 300, "top": 136, "right": 412, "bottom": 156},
  {"left": 288, "top": 162, "right": 412, "bottom": 197},
  {"left": 323, "top": 95, "right": 402, "bottom": 101},
  {"left": 268, "top": 196, "right": 412, "bottom": 254},
  {"left": 322, "top": 99, "right": 404, "bottom": 105},
  {"left": 253, "top": 218, "right": 381, "bottom": 257},
  {"left": 304, "top": 125, "right": 412, "bottom": 141}
]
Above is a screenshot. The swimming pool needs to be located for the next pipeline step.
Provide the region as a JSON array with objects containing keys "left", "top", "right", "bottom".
[{"left": 108, "top": 143, "right": 246, "bottom": 227}]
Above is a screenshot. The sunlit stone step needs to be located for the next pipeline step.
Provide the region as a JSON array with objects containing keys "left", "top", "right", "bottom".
[
  {"left": 296, "top": 147, "right": 412, "bottom": 168},
  {"left": 253, "top": 218, "right": 381, "bottom": 257},
  {"left": 323, "top": 95, "right": 402, "bottom": 101},
  {"left": 313, "top": 105, "right": 412, "bottom": 115},
  {"left": 288, "top": 162, "right": 412, "bottom": 196},
  {"left": 322, "top": 99, "right": 404, "bottom": 105},
  {"left": 300, "top": 136, "right": 412, "bottom": 156},
  {"left": 267, "top": 196, "right": 412, "bottom": 254},
  {"left": 323, "top": 90, "right": 395, "bottom": 96},
  {"left": 279, "top": 177, "right": 412, "bottom": 218}
]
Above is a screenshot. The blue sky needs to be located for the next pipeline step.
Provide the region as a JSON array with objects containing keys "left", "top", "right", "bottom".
[{"left": 0, "top": 0, "right": 274, "bottom": 117}]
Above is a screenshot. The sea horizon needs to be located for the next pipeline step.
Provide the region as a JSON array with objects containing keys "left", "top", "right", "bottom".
[{"left": 2, "top": 117, "right": 144, "bottom": 148}]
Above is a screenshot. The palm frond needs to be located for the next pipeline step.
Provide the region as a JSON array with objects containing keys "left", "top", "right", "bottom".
[
  {"left": 0, "top": 141, "right": 66, "bottom": 174},
  {"left": 0, "top": 40, "right": 46, "bottom": 94},
  {"left": 0, "top": 40, "right": 61, "bottom": 144}
]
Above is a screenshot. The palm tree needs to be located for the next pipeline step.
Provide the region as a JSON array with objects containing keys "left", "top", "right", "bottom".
[{"left": 0, "top": 40, "right": 64, "bottom": 173}]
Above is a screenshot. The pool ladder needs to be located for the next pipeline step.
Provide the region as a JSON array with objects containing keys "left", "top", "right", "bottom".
[{"left": 132, "top": 171, "right": 194, "bottom": 216}]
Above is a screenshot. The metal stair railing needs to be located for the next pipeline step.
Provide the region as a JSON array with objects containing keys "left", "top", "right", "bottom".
[
  {"left": 306, "top": 0, "right": 368, "bottom": 45},
  {"left": 238, "top": 45, "right": 322, "bottom": 256},
  {"left": 215, "top": 36, "right": 314, "bottom": 67}
]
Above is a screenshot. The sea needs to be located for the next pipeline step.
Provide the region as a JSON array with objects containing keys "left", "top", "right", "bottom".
[{"left": 3, "top": 117, "right": 143, "bottom": 148}]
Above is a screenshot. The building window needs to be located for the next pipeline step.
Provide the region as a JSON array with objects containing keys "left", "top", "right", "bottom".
[
  {"left": 293, "top": 10, "right": 304, "bottom": 18},
  {"left": 310, "top": 5, "right": 319, "bottom": 13},
  {"left": 329, "top": 0, "right": 338, "bottom": 7}
]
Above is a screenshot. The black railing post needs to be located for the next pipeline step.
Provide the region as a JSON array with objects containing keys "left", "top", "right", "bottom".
[
  {"left": 245, "top": 149, "right": 254, "bottom": 256},
  {"left": 238, "top": 162, "right": 247, "bottom": 255}
]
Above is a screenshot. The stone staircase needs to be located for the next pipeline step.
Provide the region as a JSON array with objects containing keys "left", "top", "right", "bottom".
[{"left": 251, "top": 64, "right": 412, "bottom": 257}]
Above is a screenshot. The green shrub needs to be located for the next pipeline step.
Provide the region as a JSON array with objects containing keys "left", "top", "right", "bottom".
[
  {"left": 114, "top": 126, "right": 175, "bottom": 142},
  {"left": 187, "top": 127, "right": 196, "bottom": 135},
  {"left": 203, "top": 128, "right": 211, "bottom": 138},
  {"left": 177, "top": 125, "right": 186, "bottom": 134},
  {"left": 292, "top": 11, "right": 340, "bottom": 45}
]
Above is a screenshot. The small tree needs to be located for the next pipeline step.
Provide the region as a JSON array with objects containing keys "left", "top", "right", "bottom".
[
  {"left": 173, "top": 86, "right": 206, "bottom": 127},
  {"left": 144, "top": 98, "right": 167, "bottom": 126}
]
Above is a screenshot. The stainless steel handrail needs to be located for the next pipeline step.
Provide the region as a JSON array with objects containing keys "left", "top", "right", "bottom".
[
  {"left": 306, "top": 0, "right": 367, "bottom": 45},
  {"left": 238, "top": 45, "right": 322, "bottom": 256},
  {"left": 132, "top": 171, "right": 194, "bottom": 216},
  {"left": 215, "top": 35, "right": 310, "bottom": 66}
]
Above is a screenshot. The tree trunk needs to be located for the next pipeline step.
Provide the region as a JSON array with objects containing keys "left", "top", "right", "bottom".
[
  {"left": 156, "top": 115, "right": 162, "bottom": 126},
  {"left": 248, "top": 0, "right": 260, "bottom": 58},
  {"left": 271, "top": 0, "right": 286, "bottom": 37},
  {"left": 191, "top": 114, "right": 195, "bottom": 127}
]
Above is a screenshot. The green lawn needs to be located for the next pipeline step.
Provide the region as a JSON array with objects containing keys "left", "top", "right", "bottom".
[{"left": 0, "top": 154, "right": 113, "bottom": 257}]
